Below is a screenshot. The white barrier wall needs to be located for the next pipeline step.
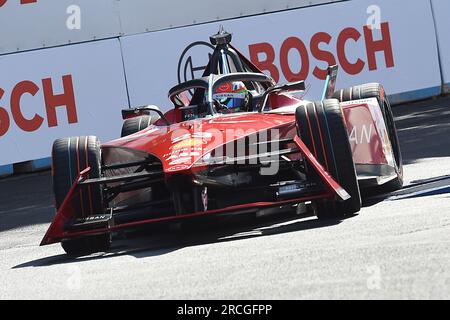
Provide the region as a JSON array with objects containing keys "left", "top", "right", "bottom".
[
  {"left": 431, "top": 0, "right": 450, "bottom": 93},
  {"left": 121, "top": 0, "right": 442, "bottom": 111},
  {"left": 0, "top": 39, "right": 128, "bottom": 165},
  {"left": 0, "top": 0, "right": 342, "bottom": 55},
  {"left": 0, "top": 0, "right": 121, "bottom": 55},
  {"left": 117, "top": 0, "right": 343, "bottom": 36}
]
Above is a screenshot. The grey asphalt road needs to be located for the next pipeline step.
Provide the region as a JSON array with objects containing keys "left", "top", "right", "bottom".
[{"left": 1, "top": 97, "right": 450, "bottom": 300}]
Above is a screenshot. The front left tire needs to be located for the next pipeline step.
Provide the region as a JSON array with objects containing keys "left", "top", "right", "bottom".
[{"left": 52, "top": 136, "right": 111, "bottom": 255}]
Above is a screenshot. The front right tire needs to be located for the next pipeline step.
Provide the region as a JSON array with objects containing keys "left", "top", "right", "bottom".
[{"left": 296, "top": 99, "right": 361, "bottom": 219}]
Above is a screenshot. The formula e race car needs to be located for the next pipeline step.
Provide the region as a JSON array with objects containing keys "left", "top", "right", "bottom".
[{"left": 41, "top": 29, "right": 403, "bottom": 255}]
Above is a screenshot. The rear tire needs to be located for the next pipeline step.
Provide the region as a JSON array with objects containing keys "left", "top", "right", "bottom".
[
  {"left": 121, "top": 114, "right": 160, "bottom": 137},
  {"left": 52, "top": 136, "right": 111, "bottom": 255},
  {"left": 296, "top": 99, "right": 361, "bottom": 219},
  {"left": 333, "top": 83, "right": 403, "bottom": 193}
]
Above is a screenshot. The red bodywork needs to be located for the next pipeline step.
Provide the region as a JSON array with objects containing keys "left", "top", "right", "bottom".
[
  {"left": 41, "top": 94, "right": 391, "bottom": 246},
  {"left": 41, "top": 34, "right": 395, "bottom": 247},
  {"left": 342, "top": 101, "right": 388, "bottom": 165},
  {"left": 106, "top": 112, "right": 295, "bottom": 173}
]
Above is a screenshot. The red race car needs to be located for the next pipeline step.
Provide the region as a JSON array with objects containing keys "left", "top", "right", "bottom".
[{"left": 41, "top": 29, "right": 403, "bottom": 255}]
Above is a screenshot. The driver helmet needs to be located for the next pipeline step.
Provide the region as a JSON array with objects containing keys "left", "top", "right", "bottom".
[{"left": 213, "top": 81, "right": 251, "bottom": 113}]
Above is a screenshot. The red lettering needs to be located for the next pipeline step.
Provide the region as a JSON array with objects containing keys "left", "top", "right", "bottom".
[
  {"left": 337, "top": 27, "right": 365, "bottom": 75},
  {"left": 0, "top": 74, "right": 77, "bottom": 136},
  {"left": 248, "top": 43, "right": 280, "bottom": 83},
  {"left": 310, "top": 32, "right": 336, "bottom": 80},
  {"left": 280, "top": 37, "right": 309, "bottom": 82},
  {"left": 10, "top": 80, "right": 43, "bottom": 132},
  {"left": 364, "top": 22, "right": 394, "bottom": 70},
  {"left": 0, "top": 0, "right": 37, "bottom": 7},
  {"left": 42, "top": 75, "right": 78, "bottom": 128},
  {"left": 247, "top": 23, "right": 394, "bottom": 82},
  {"left": 0, "top": 88, "right": 10, "bottom": 137}
]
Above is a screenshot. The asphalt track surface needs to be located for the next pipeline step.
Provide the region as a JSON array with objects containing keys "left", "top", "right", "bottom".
[{"left": 1, "top": 96, "right": 450, "bottom": 300}]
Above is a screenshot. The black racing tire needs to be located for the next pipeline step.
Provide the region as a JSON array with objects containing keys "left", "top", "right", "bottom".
[
  {"left": 52, "top": 136, "right": 111, "bottom": 255},
  {"left": 296, "top": 99, "right": 361, "bottom": 219},
  {"left": 121, "top": 115, "right": 160, "bottom": 137},
  {"left": 61, "top": 234, "right": 111, "bottom": 257},
  {"left": 332, "top": 83, "right": 403, "bottom": 193}
]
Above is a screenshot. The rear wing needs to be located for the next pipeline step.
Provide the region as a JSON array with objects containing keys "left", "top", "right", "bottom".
[{"left": 321, "top": 65, "right": 339, "bottom": 101}]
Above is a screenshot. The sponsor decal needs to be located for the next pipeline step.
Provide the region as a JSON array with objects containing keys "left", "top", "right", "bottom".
[
  {"left": 349, "top": 124, "right": 375, "bottom": 145},
  {"left": 171, "top": 131, "right": 212, "bottom": 143},
  {"left": 171, "top": 137, "right": 205, "bottom": 150},
  {"left": 85, "top": 214, "right": 109, "bottom": 222},
  {"left": 169, "top": 157, "right": 191, "bottom": 165},
  {"left": 167, "top": 164, "right": 188, "bottom": 171}
]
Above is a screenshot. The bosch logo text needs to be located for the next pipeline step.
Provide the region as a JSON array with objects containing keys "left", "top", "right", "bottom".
[
  {"left": 0, "top": 75, "right": 78, "bottom": 137},
  {"left": 250, "top": 22, "right": 394, "bottom": 82}
]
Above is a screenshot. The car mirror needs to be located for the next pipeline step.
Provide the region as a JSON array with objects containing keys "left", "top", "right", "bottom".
[
  {"left": 269, "top": 81, "right": 306, "bottom": 93},
  {"left": 259, "top": 81, "right": 306, "bottom": 112}
]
